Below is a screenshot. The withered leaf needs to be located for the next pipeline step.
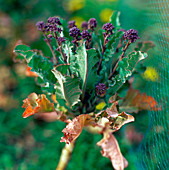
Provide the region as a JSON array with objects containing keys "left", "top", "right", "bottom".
[
  {"left": 109, "top": 93, "right": 122, "bottom": 104},
  {"left": 95, "top": 102, "right": 134, "bottom": 132},
  {"left": 97, "top": 132, "right": 128, "bottom": 170},
  {"left": 60, "top": 114, "right": 94, "bottom": 144},
  {"left": 112, "top": 111, "right": 134, "bottom": 131},
  {"left": 106, "top": 101, "right": 119, "bottom": 118},
  {"left": 22, "top": 93, "right": 56, "bottom": 118},
  {"left": 120, "top": 89, "right": 162, "bottom": 113}
]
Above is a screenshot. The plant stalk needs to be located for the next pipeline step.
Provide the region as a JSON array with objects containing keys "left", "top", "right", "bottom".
[
  {"left": 43, "top": 33, "right": 58, "bottom": 64},
  {"left": 54, "top": 33, "right": 72, "bottom": 76},
  {"left": 56, "top": 141, "right": 76, "bottom": 170},
  {"left": 108, "top": 41, "right": 130, "bottom": 80}
]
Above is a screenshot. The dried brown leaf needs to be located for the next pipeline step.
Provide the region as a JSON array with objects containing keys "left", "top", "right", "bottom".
[
  {"left": 112, "top": 111, "right": 134, "bottom": 131},
  {"left": 106, "top": 101, "right": 119, "bottom": 118},
  {"left": 120, "top": 89, "right": 162, "bottom": 113},
  {"left": 97, "top": 131, "right": 128, "bottom": 170},
  {"left": 60, "top": 114, "right": 94, "bottom": 144}
]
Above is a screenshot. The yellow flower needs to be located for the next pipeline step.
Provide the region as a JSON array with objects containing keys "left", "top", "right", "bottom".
[
  {"left": 69, "top": 16, "right": 84, "bottom": 28},
  {"left": 143, "top": 67, "right": 159, "bottom": 82},
  {"left": 100, "top": 9, "right": 114, "bottom": 23},
  {"left": 65, "top": 0, "right": 85, "bottom": 12},
  {"left": 96, "top": 102, "right": 106, "bottom": 110}
]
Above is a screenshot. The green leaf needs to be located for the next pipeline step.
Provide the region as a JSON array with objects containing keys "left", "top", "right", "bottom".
[
  {"left": 35, "top": 77, "right": 55, "bottom": 94},
  {"left": 55, "top": 64, "right": 70, "bottom": 75},
  {"left": 52, "top": 69, "right": 82, "bottom": 106},
  {"left": 117, "top": 58, "right": 131, "bottom": 83},
  {"left": 99, "top": 31, "right": 124, "bottom": 81},
  {"left": 13, "top": 45, "right": 35, "bottom": 62},
  {"left": 13, "top": 54, "right": 25, "bottom": 62},
  {"left": 41, "top": 83, "right": 56, "bottom": 94},
  {"left": 60, "top": 18, "right": 70, "bottom": 40},
  {"left": 29, "top": 54, "right": 57, "bottom": 84},
  {"left": 75, "top": 44, "right": 98, "bottom": 91},
  {"left": 110, "top": 11, "right": 121, "bottom": 28},
  {"left": 128, "top": 51, "right": 148, "bottom": 70},
  {"left": 85, "top": 49, "right": 99, "bottom": 89},
  {"left": 107, "top": 51, "right": 147, "bottom": 95},
  {"left": 107, "top": 31, "right": 124, "bottom": 49}
]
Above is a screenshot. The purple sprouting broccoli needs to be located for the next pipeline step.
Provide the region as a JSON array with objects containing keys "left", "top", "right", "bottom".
[
  {"left": 81, "top": 30, "right": 92, "bottom": 41},
  {"left": 36, "top": 21, "right": 45, "bottom": 31},
  {"left": 102, "top": 23, "right": 115, "bottom": 35},
  {"left": 57, "top": 37, "right": 66, "bottom": 46},
  {"left": 96, "top": 83, "right": 106, "bottom": 96},
  {"left": 88, "top": 18, "right": 97, "bottom": 31},
  {"left": 48, "top": 17, "right": 62, "bottom": 25},
  {"left": 69, "top": 27, "right": 81, "bottom": 38},
  {"left": 69, "top": 27, "right": 81, "bottom": 46},
  {"left": 68, "top": 20, "right": 76, "bottom": 29},
  {"left": 81, "top": 21, "right": 88, "bottom": 30},
  {"left": 124, "top": 29, "right": 140, "bottom": 43},
  {"left": 36, "top": 17, "right": 62, "bottom": 34}
]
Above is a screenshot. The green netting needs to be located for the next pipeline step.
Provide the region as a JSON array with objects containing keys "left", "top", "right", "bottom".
[{"left": 118, "top": 0, "right": 169, "bottom": 169}]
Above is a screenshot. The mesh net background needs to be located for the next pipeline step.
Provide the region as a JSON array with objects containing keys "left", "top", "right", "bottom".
[{"left": 118, "top": 0, "right": 169, "bottom": 169}]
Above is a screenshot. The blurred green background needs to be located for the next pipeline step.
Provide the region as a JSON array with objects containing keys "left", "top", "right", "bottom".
[{"left": 0, "top": 0, "right": 168, "bottom": 169}]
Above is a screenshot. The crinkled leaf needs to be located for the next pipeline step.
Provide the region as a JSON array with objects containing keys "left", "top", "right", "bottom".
[
  {"left": 111, "top": 111, "right": 134, "bottom": 131},
  {"left": 106, "top": 101, "right": 119, "bottom": 118},
  {"left": 22, "top": 93, "right": 56, "bottom": 118},
  {"left": 97, "top": 132, "right": 128, "bottom": 170},
  {"left": 14, "top": 54, "right": 25, "bottom": 63},
  {"left": 120, "top": 89, "right": 162, "bottom": 113},
  {"left": 34, "top": 94, "right": 54, "bottom": 113},
  {"left": 107, "top": 30, "right": 124, "bottom": 49},
  {"left": 107, "top": 51, "right": 147, "bottom": 95},
  {"left": 35, "top": 77, "right": 55, "bottom": 94},
  {"left": 60, "top": 114, "right": 94, "bottom": 144},
  {"left": 100, "top": 31, "right": 124, "bottom": 81},
  {"left": 95, "top": 102, "right": 134, "bottom": 132},
  {"left": 128, "top": 51, "right": 147, "bottom": 70},
  {"left": 29, "top": 54, "right": 57, "bottom": 84},
  {"left": 13, "top": 45, "right": 35, "bottom": 62},
  {"left": 52, "top": 69, "right": 82, "bottom": 106},
  {"left": 117, "top": 58, "right": 132, "bottom": 83}
]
